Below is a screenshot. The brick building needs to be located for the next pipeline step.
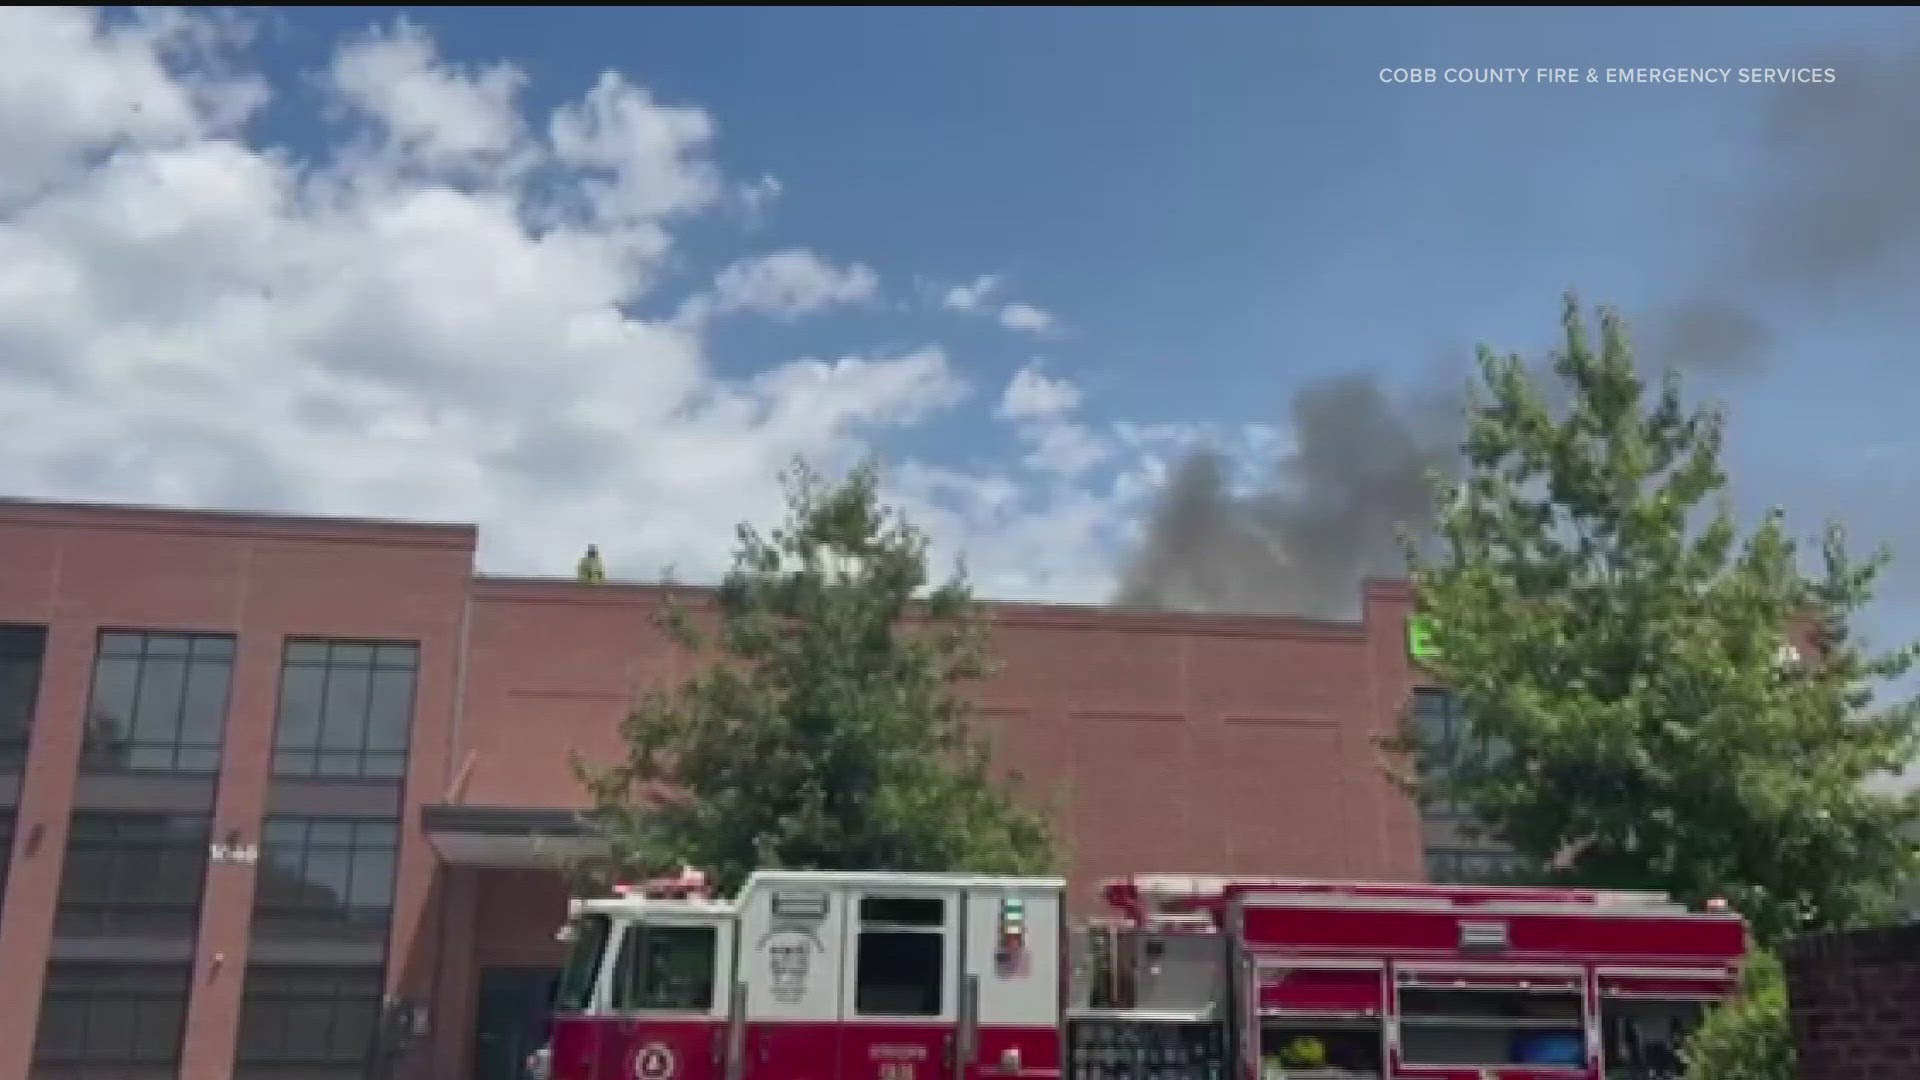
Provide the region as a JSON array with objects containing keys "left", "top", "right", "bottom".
[
  {"left": 0, "top": 497, "right": 1487, "bottom": 1080},
  {"left": 1786, "top": 923, "right": 1920, "bottom": 1079}
]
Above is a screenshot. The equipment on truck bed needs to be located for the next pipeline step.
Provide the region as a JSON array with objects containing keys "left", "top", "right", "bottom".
[{"left": 528, "top": 869, "right": 1746, "bottom": 1080}]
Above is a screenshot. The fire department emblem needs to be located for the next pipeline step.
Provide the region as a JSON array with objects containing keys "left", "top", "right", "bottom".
[
  {"left": 634, "top": 1041, "right": 676, "bottom": 1080},
  {"left": 760, "top": 924, "right": 823, "bottom": 1004}
]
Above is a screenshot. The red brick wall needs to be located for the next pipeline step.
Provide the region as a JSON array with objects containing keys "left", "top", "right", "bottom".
[
  {"left": 451, "top": 579, "right": 1427, "bottom": 910},
  {"left": 423, "top": 578, "right": 1427, "bottom": 1077},
  {"left": 1, "top": 500, "right": 1433, "bottom": 1080},
  {"left": 0, "top": 501, "right": 477, "bottom": 1080},
  {"left": 1787, "top": 924, "right": 1920, "bottom": 1078}
]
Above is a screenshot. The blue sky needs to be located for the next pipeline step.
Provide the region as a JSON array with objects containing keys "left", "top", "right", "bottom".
[{"left": 5, "top": 6, "right": 1920, "bottom": 637}]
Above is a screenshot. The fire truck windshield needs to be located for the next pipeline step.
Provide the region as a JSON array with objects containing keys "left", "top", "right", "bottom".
[{"left": 554, "top": 914, "right": 611, "bottom": 1013}]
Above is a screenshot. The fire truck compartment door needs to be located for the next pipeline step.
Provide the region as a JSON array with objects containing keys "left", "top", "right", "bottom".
[
  {"left": 1393, "top": 965, "right": 1584, "bottom": 992},
  {"left": 596, "top": 915, "right": 736, "bottom": 1080},
  {"left": 838, "top": 885, "right": 963, "bottom": 1080},
  {"left": 1251, "top": 958, "right": 1385, "bottom": 1015},
  {"left": 741, "top": 882, "right": 846, "bottom": 1080},
  {"left": 1596, "top": 969, "right": 1736, "bottom": 1000},
  {"left": 962, "top": 884, "right": 1061, "bottom": 1078}
]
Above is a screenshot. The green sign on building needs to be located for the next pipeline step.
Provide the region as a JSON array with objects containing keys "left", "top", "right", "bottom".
[{"left": 1408, "top": 614, "right": 1440, "bottom": 663}]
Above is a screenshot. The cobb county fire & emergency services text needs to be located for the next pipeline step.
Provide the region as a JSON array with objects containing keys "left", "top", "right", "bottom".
[{"left": 1378, "top": 66, "right": 1837, "bottom": 84}]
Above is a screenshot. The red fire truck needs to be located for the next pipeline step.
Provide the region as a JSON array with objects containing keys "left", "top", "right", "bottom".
[{"left": 528, "top": 868, "right": 1747, "bottom": 1080}]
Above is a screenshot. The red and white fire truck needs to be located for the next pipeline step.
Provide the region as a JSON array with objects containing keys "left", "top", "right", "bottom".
[{"left": 528, "top": 867, "right": 1747, "bottom": 1080}]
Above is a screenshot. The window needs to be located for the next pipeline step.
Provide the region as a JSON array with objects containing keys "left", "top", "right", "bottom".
[
  {"left": 1, "top": 812, "right": 13, "bottom": 911},
  {"left": 0, "top": 625, "right": 47, "bottom": 771},
  {"left": 1411, "top": 687, "right": 1472, "bottom": 808},
  {"left": 855, "top": 894, "right": 946, "bottom": 1017},
  {"left": 555, "top": 915, "right": 611, "bottom": 1014},
  {"left": 251, "top": 818, "right": 399, "bottom": 943},
  {"left": 83, "top": 631, "right": 234, "bottom": 773},
  {"left": 55, "top": 813, "right": 211, "bottom": 938},
  {"left": 1602, "top": 999, "right": 1706, "bottom": 1079},
  {"left": 613, "top": 923, "right": 717, "bottom": 1012},
  {"left": 33, "top": 962, "right": 192, "bottom": 1071},
  {"left": 273, "top": 641, "right": 417, "bottom": 779},
  {"left": 1413, "top": 688, "right": 1522, "bottom": 883},
  {"left": 236, "top": 965, "right": 384, "bottom": 1076},
  {"left": 1425, "top": 846, "right": 1528, "bottom": 885},
  {"left": 1414, "top": 688, "right": 1513, "bottom": 780},
  {"left": 1397, "top": 981, "right": 1585, "bottom": 1068}
]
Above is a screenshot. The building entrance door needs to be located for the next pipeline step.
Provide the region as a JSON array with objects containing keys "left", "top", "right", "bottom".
[{"left": 475, "top": 966, "right": 561, "bottom": 1080}]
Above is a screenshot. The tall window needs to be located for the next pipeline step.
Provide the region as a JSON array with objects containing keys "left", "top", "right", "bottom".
[
  {"left": 33, "top": 962, "right": 193, "bottom": 1074},
  {"left": 273, "top": 641, "right": 417, "bottom": 779},
  {"left": 855, "top": 895, "right": 946, "bottom": 1017},
  {"left": 83, "top": 631, "right": 234, "bottom": 773},
  {"left": 236, "top": 966, "right": 384, "bottom": 1078},
  {"left": 252, "top": 818, "right": 399, "bottom": 944},
  {"left": 55, "top": 813, "right": 212, "bottom": 939},
  {"left": 1, "top": 624, "right": 48, "bottom": 771},
  {"left": 1411, "top": 688, "right": 1522, "bottom": 884},
  {"left": 1411, "top": 688, "right": 1471, "bottom": 816},
  {"left": 1, "top": 812, "right": 14, "bottom": 912}
]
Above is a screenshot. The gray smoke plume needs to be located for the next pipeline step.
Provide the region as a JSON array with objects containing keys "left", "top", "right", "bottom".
[
  {"left": 1118, "top": 44, "right": 1920, "bottom": 618},
  {"left": 1644, "top": 44, "right": 1920, "bottom": 373},
  {"left": 1114, "top": 369, "right": 1462, "bottom": 619}
]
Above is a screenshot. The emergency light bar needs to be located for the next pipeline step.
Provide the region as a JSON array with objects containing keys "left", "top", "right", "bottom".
[
  {"left": 997, "top": 894, "right": 1027, "bottom": 969},
  {"left": 611, "top": 867, "right": 711, "bottom": 901}
]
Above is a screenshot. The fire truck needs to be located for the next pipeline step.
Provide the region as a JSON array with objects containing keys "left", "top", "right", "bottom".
[{"left": 527, "top": 867, "right": 1747, "bottom": 1080}]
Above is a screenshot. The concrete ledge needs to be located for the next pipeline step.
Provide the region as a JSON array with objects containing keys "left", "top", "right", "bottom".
[{"left": 421, "top": 804, "right": 600, "bottom": 870}]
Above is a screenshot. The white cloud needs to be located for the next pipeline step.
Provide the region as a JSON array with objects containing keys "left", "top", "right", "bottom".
[
  {"left": 938, "top": 273, "right": 1058, "bottom": 337},
  {"left": 0, "top": 8, "right": 267, "bottom": 207},
  {"left": 998, "top": 365, "right": 1081, "bottom": 420},
  {"left": 328, "top": 18, "right": 528, "bottom": 176},
  {"left": 891, "top": 462, "right": 1133, "bottom": 603},
  {"left": 0, "top": 8, "right": 1198, "bottom": 601},
  {"left": 942, "top": 274, "right": 999, "bottom": 314},
  {"left": 994, "top": 365, "right": 1109, "bottom": 480},
  {"left": 1022, "top": 422, "right": 1111, "bottom": 478},
  {"left": 680, "top": 249, "right": 878, "bottom": 324},
  {"left": 998, "top": 302, "right": 1055, "bottom": 335},
  {"left": 734, "top": 174, "right": 781, "bottom": 220}
]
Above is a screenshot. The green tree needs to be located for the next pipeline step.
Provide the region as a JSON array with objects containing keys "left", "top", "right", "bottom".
[
  {"left": 1681, "top": 948, "right": 1797, "bottom": 1080},
  {"left": 1398, "top": 294, "right": 1920, "bottom": 949},
  {"left": 575, "top": 460, "right": 1057, "bottom": 894}
]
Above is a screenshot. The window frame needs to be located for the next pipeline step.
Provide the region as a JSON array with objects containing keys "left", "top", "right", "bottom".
[
  {"left": 1394, "top": 973, "right": 1588, "bottom": 1071},
  {"left": 250, "top": 816, "right": 401, "bottom": 942},
  {"left": 610, "top": 919, "right": 723, "bottom": 1016},
  {"left": 81, "top": 630, "right": 235, "bottom": 774},
  {"left": 1424, "top": 845, "right": 1528, "bottom": 885},
  {"left": 235, "top": 963, "right": 386, "bottom": 1071},
  {"left": 271, "top": 639, "right": 419, "bottom": 780},
  {"left": 0, "top": 623, "right": 47, "bottom": 771},
  {"left": 32, "top": 961, "right": 194, "bottom": 1069},
  {"left": 1413, "top": 687, "right": 1522, "bottom": 882},
  {"left": 0, "top": 810, "right": 13, "bottom": 912},
  {"left": 54, "top": 812, "right": 213, "bottom": 938},
  {"left": 848, "top": 889, "right": 954, "bottom": 1020},
  {"left": 554, "top": 914, "right": 613, "bottom": 1015}
]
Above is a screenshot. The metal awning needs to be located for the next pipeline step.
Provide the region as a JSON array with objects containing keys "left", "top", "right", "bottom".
[{"left": 421, "top": 805, "right": 605, "bottom": 869}]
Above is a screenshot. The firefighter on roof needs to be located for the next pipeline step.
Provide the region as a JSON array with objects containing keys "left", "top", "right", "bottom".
[{"left": 577, "top": 545, "right": 605, "bottom": 584}]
